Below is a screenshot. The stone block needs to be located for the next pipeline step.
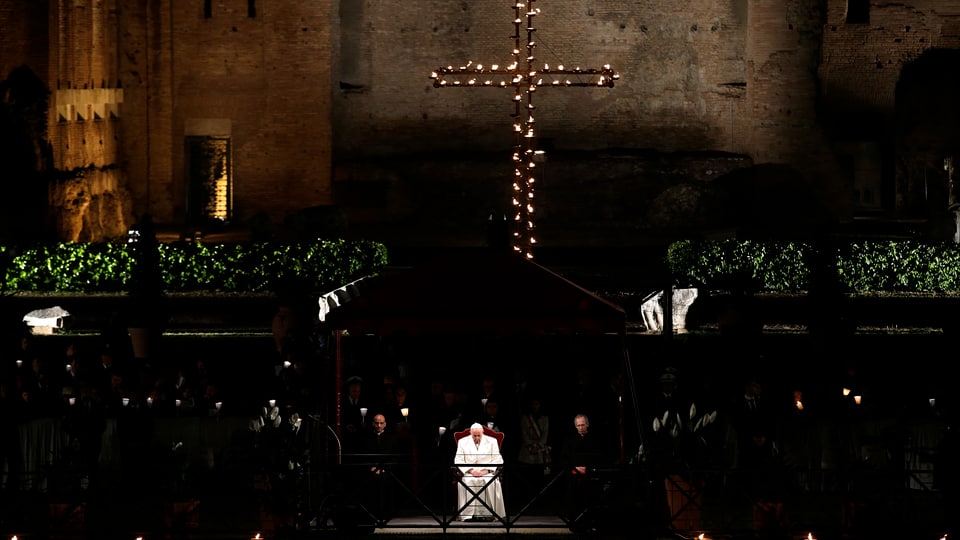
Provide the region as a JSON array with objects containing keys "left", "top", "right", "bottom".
[
  {"left": 23, "top": 306, "right": 71, "bottom": 335},
  {"left": 640, "top": 288, "right": 698, "bottom": 333}
]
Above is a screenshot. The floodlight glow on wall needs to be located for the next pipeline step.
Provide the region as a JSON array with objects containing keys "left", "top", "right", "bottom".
[{"left": 429, "top": 0, "right": 619, "bottom": 259}]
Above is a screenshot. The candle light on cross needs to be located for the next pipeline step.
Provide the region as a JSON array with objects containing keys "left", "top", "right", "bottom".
[{"left": 429, "top": 0, "right": 619, "bottom": 259}]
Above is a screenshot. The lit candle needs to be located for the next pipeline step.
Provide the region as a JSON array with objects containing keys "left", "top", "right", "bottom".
[
  {"left": 146, "top": 397, "right": 153, "bottom": 407},
  {"left": 122, "top": 397, "right": 130, "bottom": 407},
  {"left": 15, "top": 360, "right": 22, "bottom": 368},
  {"left": 481, "top": 398, "right": 488, "bottom": 407},
  {"left": 438, "top": 426, "right": 446, "bottom": 436},
  {"left": 215, "top": 401, "right": 222, "bottom": 410},
  {"left": 401, "top": 407, "right": 409, "bottom": 421},
  {"left": 930, "top": 398, "right": 937, "bottom": 408},
  {"left": 65, "top": 363, "right": 71, "bottom": 371},
  {"left": 68, "top": 397, "right": 76, "bottom": 406},
  {"left": 252, "top": 533, "right": 261, "bottom": 540},
  {"left": 283, "top": 360, "right": 291, "bottom": 369},
  {"left": 175, "top": 399, "right": 182, "bottom": 408},
  {"left": 359, "top": 407, "right": 368, "bottom": 418},
  {"left": 842, "top": 387, "right": 851, "bottom": 397},
  {"left": 854, "top": 395, "right": 862, "bottom": 405},
  {"left": 268, "top": 399, "right": 276, "bottom": 408}
]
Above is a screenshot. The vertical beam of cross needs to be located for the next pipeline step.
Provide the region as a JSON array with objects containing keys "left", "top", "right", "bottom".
[{"left": 429, "top": 0, "right": 620, "bottom": 259}]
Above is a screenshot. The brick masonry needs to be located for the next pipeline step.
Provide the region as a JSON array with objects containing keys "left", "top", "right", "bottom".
[{"left": 2, "top": 0, "right": 959, "bottom": 247}]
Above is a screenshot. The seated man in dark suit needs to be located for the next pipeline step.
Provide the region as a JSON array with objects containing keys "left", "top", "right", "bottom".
[
  {"left": 559, "top": 413, "right": 609, "bottom": 524},
  {"left": 357, "top": 413, "right": 406, "bottom": 523}
]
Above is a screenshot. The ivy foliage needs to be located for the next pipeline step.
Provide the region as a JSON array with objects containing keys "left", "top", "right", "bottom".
[
  {"left": 11, "top": 238, "right": 960, "bottom": 295},
  {"left": 3, "top": 239, "right": 388, "bottom": 294},
  {"left": 666, "top": 239, "right": 960, "bottom": 293}
]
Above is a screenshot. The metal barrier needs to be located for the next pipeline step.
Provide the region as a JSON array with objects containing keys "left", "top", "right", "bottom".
[{"left": 0, "top": 417, "right": 952, "bottom": 538}]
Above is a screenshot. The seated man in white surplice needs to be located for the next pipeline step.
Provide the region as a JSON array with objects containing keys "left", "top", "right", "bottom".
[{"left": 454, "top": 423, "right": 505, "bottom": 521}]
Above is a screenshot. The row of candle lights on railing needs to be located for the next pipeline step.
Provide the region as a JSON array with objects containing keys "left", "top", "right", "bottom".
[
  {"left": 4, "top": 529, "right": 950, "bottom": 539},
  {"left": 692, "top": 534, "right": 948, "bottom": 540},
  {"left": 6, "top": 534, "right": 265, "bottom": 540},
  {"left": 17, "top": 532, "right": 942, "bottom": 540},
  {"left": 0, "top": 532, "right": 895, "bottom": 540}
]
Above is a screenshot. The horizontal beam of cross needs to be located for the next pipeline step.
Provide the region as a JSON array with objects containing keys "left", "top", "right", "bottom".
[{"left": 430, "top": 66, "right": 619, "bottom": 89}]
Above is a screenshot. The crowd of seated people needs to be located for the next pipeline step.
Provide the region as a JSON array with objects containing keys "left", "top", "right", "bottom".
[{"left": 2, "top": 321, "right": 957, "bottom": 536}]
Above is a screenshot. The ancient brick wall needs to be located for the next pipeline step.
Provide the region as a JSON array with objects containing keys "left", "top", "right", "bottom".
[
  {"left": 115, "top": 0, "right": 334, "bottom": 230},
  {"left": 333, "top": 0, "right": 752, "bottom": 156},
  {"left": 331, "top": 0, "right": 848, "bottom": 245},
  {"left": 46, "top": 0, "right": 131, "bottom": 241},
  {"left": 4, "top": 0, "right": 960, "bottom": 245},
  {"left": 115, "top": 1, "right": 174, "bottom": 227},
  {"left": 0, "top": 0, "right": 48, "bottom": 79},
  {"left": 819, "top": 1, "right": 960, "bottom": 219},
  {"left": 820, "top": 0, "right": 960, "bottom": 112}
]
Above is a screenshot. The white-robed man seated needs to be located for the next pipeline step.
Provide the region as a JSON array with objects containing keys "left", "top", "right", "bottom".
[{"left": 454, "top": 423, "right": 505, "bottom": 522}]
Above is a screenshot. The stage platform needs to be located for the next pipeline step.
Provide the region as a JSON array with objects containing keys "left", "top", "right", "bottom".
[
  {"left": 308, "top": 513, "right": 686, "bottom": 539},
  {"left": 371, "top": 515, "right": 572, "bottom": 536}
]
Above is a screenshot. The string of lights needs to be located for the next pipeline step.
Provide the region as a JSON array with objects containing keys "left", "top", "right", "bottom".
[{"left": 429, "top": 1, "right": 620, "bottom": 259}]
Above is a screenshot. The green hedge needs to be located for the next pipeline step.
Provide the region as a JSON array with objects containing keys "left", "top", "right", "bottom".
[
  {"left": 9, "top": 238, "right": 959, "bottom": 295},
  {"left": 1, "top": 239, "right": 388, "bottom": 294},
  {"left": 666, "top": 239, "right": 960, "bottom": 293}
]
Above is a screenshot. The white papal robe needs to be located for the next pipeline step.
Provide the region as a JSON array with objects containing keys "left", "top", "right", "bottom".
[{"left": 454, "top": 433, "right": 505, "bottom": 520}]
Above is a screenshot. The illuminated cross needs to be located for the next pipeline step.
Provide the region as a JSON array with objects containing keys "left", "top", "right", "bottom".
[{"left": 429, "top": 0, "right": 619, "bottom": 259}]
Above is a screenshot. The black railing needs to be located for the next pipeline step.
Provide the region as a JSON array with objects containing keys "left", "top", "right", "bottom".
[{"left": 0, "top": 417, "right": 952, "bottom": 538}]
